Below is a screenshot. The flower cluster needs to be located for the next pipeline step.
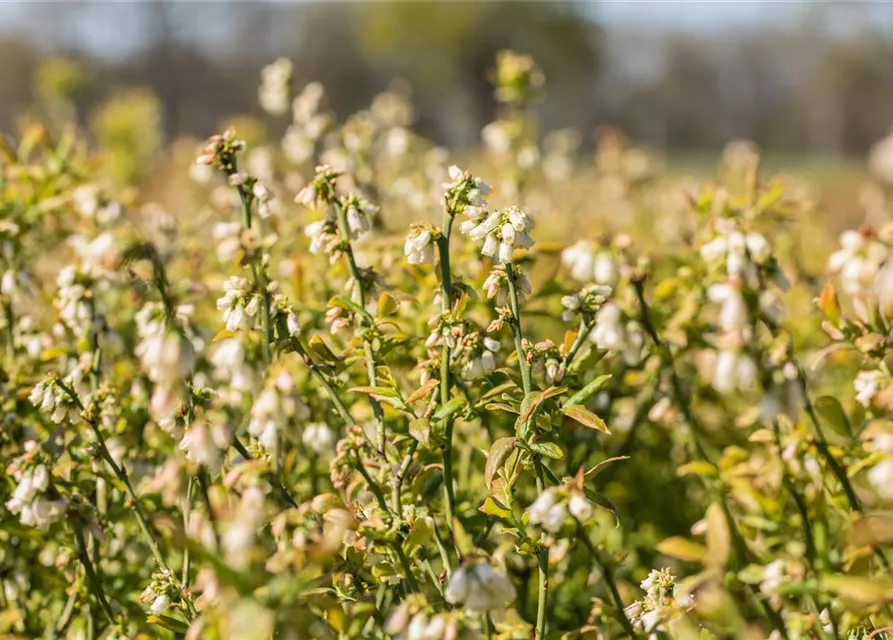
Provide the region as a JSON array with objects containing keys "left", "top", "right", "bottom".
[
  {"left": 195, "top": 127, "right": 247, "bottom": 173},
  {"left": 5, "top": 445, "right": 65, "bottom": 530},
  {"left": 6, "top": 48, "right": 893, "bottom": 640},
  {"left": 442, "top": 165, "right": 492, "bottom": 217},
  {"left": 561, "top": 240, "right": 620, "bottom": 285},
  {"left": 258, "top": 57, "right": 293, "bottom": 115},
  {"left": 444, "top": 560, "right": 515, "bottom": 612},
  {"left": 561, "top": 283, "right": 612, "bottom": 322},
  {"left": 461, "top": 205, "right": 534, "bottom": 264},
  {"left": 624, "top": 569, "right": 694, "bottom": 638},
  {"left": 526, "top": 486, "right": 594, "bottom": 533},
  {"left": 827, "top": 227, "right": 892, "bottom": 296},
  {"left": 404, "top": 224, "right": 437, "bottom": 265}
]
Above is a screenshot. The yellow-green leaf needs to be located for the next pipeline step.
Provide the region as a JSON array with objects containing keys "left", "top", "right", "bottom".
[
  {"left": 485, "top": 437, "right": 517, "bottom": 488},
  {"left": 564, "top": 375, "right": 612, "bottom": 407},
  {"left": 815, "top": 395, "right": 851, "bottom": 437},
  {"left": 560, "top": 404, "right": 610, "bottom": 434},
  {"left": 407, "top": 379, "right": 438, "bottom": 404},
  {"left": 657, "top": 536, "right": 707, "bottom": 563},
  {"left": 705, "top": 503, "right": 730, "bottom": 567},
  {"left": 377, "top": 292, "right": 398, "bottom": 317},
  {"left": 480, "top": 496, "right": 512, "bottom": 519},
  {"left": 584, "top": 456, "right": 629, "bottom": 480}
]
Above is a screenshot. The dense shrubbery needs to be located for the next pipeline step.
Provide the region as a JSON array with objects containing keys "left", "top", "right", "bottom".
[{"left": 4, "top": 51, "right": 893, "bottom": 640}]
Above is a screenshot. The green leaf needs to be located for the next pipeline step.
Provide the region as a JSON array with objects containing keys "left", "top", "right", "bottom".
[
  {"left": 404, "top": 516, "right": 434, "bottom": 548},
  {"left": 815, "top": 395, "right": 852, "bottom": 437},
  {"left": 529, "top": 441, "right": 564, "bottom": 460},
  {"left": 329, "top": 295, "right": 372, "bottom": 320},
  {"left": 485, "top": 402, "right": 518, "bottom": 414},
  {"left": 480, "top": 496, "right": 512, "bottom": 519},
  {"left": 485, "top": 437, "right": 517, "bottom": 487},
  {"left": 519, "top": 386, "right": 566, "bottom": 424},
  {"left": 212, "top": 329, "right": 236, "bottom": 343},
  {"left": 705, "top": 503, "right": 730, "bottom": 567},
  {"left": 677, "top": 461, "right": 717, "bottom": 477},
  {"left": 824, "top": 575, "right": 893, "bottom": 607},
  {"left": 479, "top": 382, "right": 519, "bottom": 403},
  {"left": 592, "top": 492, "right": 621, "bottom": 527},
  {"left": 560, "top": 405, "right": 610, "bottom": 434},
  {"left": 349, "top": 386, "right": 405, "bottom": 409},
  {"left": 452, "top": 516, "right": 474, "bottom": 556},
  {"left": 657, "top": 536, "right": 707, "bottom": 563},
  {"left": 349, "top": 385, "right": 399, "bottom": 399},
  {"left": 564, "top": 374, "right": 612, "bottom": 407},
  {"left": 309, "top": 335, "right": 338, "bottom": 363},
  {"left": 408, "top": 418, "right": 430, "bottom": 447},
  {"left": 406, "top": 379, "right": 438, "bottom": 404},
  {"left": 584, "top": 456, "right": 629, "bottom": 480},
  {"left": 433, "top": 396, "right": 466, "bottom": 422},
  {"left": 147, "top": 614, "right": 191, "bottom": 633},
  {"left": 376, "top": 292, "right": 398, "bottom": 317}
]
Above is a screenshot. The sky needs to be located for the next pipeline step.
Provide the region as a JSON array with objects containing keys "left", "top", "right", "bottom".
[{"left": 0, "top": 1, "right": 890, "bottom": 59}]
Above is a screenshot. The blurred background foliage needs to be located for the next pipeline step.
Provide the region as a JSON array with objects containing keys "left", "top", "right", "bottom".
[{"left": 1, "top": 0, "right": 892, "bottom": 157}]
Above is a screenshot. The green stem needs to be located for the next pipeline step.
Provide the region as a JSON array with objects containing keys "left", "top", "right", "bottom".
[
  {"left": 61, "top": 372, "right": 194, "bottom": 620},
  {"left": 391, "top": 439, "right": 419, "bottom": 515},
  {"left": 633, "top": 280, "right": 711, "bottom": 461},
  {"left": 72, "top": 520, "right": 115, "bottom": 626},
  {"left": 278, "top": 316, "right": 356, "bottom": 425},
  {"left": 354, "top": 459, "right": 418, "bottom": 593},
  {"left": 231, "top": 435, "right": 297, "bottom": 508},
  {"left": 576, "top": 524, "right": 636, "bottom": 638},
  {"left": 505, "top": 261, "right": 547, "bottom": 639},
  {"left": 437, "top": 214, "right": 458, "bottom": 530},
  {"left": 355, "top": 459, "right": 389, "bottom": 514},
  {"left": 333, "top": 200, "right": 386, "bottom": 453},
  {"left": 3, "top": 299, "right": 15, "bottom": 362},
  {"left": 181, "top": 475, "right": 196, "bottom": 586},
  {"left": 54, "top": 585, "right": 79, "bottom": 635},
  {"left": 558, "top": 317, "right": 593, "bottom": 379},
  {"left": 634, "top": 279, "right": 788, "bottom": 636},
  {"left": 505, "top": 262, "right": 532, "bottom": 395},
  {"left": 236, "top": 186, "right": 273, "bottom": 367},
  {"left": 482, "top": 613, "right": 493, "bottom": 640},
  {"left": 534, "top": 465, "right": 548, "bottom": 640}
]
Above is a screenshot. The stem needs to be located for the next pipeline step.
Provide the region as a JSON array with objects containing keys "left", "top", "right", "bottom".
[
  {"left": 505, "top": 260, "right": 547, "bottom": 640},
  {"left": 797, "top": 370, "right": 891, "bottom": 572},
  {"left": 333, "top": 200, "right": 387, "bottom": 454},
  {"left": 236, "top": 183, "right": 272, "bottom": 367},
  {"left": 576, "top": 524, "right": 636, "bottom": 638},
  {"left": 354, "top": 459, "right": 419, "bottom": 593},
  {"left": 505, "top": 262, "right": 532, "bottom": 395},
  {"left": 60, "top": 371, "right": 194, "bottom": 620},
  {"left": 355, "top": 459, "right": 390, "bottom": 514},
  {"left": 72, "top": 520, "right": 115, "bottom": 626},
  {"left": 534, "top": 465, "right": 548, "bottom": 640},
  {"left": 437, "top": 214, "right": 458, "bottom": 529},
  {"left": 633, "top": 280, "right": 711, "bottom": 461},
  {"left": 391, "top": 439, "right": 419, "bottom": 514},
  {"left": 3, "top": 299, "right": 14, "bottom": 362},
  {"left": 89, "top": 424, "right": 166, "bottom": 569},
  {"left": 231, "top": 435, "right": 298, "bottom": 509},
  {"left": 558, "top": 318, "right": 593, "bottom": 379},
  {"left": 181, "top": 475, "right": 196, "bottom": 586},
  {"left": 633, "top": 279, "right": 788, "bottom": 635},
  {"left": 54, "top": 586, "right": 79, "bottom": 635}
]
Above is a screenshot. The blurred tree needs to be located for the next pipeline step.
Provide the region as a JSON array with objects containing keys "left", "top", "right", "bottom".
[
  {"left": 292, "top": 1, "right": 603, "bottom": 145},
  {"left": 90, "top": 88, "right": 162, "bottom": 185},
  {"left": 0, "top": 1, "right": 892, "bottom": 156}
]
